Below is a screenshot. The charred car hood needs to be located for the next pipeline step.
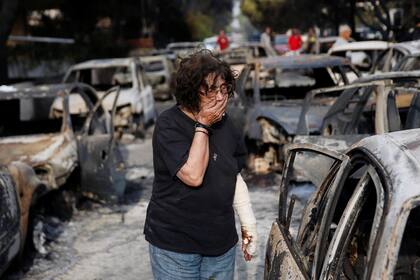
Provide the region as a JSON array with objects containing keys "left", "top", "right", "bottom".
[
  {"left": 98, "top": 88, "right": 139, "bottom": 110},
  {"left": 248, "top": 102, "right": 329, "bottom": 138},
  {"left": 52, "top": 88, "right": 140, "bottom": 114},
  {"left": 0, "top": 134, "right": 70, "bottom": 166}
]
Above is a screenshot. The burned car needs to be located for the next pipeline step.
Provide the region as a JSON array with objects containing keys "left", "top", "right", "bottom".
[
  {"left": 228, "top": 55, "right": 359, "bottom": 173},
  {"left": 296, "top": 71, "right": 420, "bottom": 139},
  {"left": 0, "top": 84, "right": 125, "bottom": 276},
  {"left": 0, "top": 84, "right": 126, "bottom": 202},
  {"left": 374, "top": 40, "right": 420, "bottom": 72},
  {"left": 166, "top": 41, "right": 203, "bottom": 58},
  {"left": 328, "top": 40, "right": 392, "bottom": 74},
  {"left": 140, "top": 55, "right": 174, "bottom": 100},
  {"left": 62, "top": 58, "right": 156, "bottom": 137},
  {"left": 265, "top": 128, "right": 420, "bottom": 279},
  {"left": 316, "top": 71, "right": 420, "bottom": 142},
  {"left": 0, "top": 162, "right": 45, "bottom": 277},
  {"left": 219, "top": 42, "right": 278, "bottom": 74}
]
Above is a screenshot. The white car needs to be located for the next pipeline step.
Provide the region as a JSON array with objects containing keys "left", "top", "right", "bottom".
[
  {"left": 328, "top": 40, "right": 392, "bottom": 74},
  {"left": 62, "top": 58, "right": 156, "bottom": 137},
  {"left": 140, "top": 55, "right": 174, "bottom": 100}
]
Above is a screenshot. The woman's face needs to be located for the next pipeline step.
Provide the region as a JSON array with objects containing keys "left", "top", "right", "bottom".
[{"left": 199, "top": 73, "right": 230, "bottom": 106}]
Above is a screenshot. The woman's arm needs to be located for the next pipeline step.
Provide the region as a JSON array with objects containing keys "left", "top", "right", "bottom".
[
  {"left": 234, "top": 173, "right": 257, "bottom": 261},
  {"left": 176, "top": 128, "right": 209, "bottom": 187},
  {"left": 176, "top": 95, "right": 228, "bottom": 187}
]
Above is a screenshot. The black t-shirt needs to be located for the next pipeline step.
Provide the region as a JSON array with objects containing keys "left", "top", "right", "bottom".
[{"left": 144, "top": 105, "right": 247, "bottom": 256}]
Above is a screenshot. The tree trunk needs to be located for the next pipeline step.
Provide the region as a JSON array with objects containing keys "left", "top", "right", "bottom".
[
  {"left": 349, "top": 0, "right": 356, "bottom": 36},
  {"left": 0, "top": 0, "right": 20, "bottom": 84}
]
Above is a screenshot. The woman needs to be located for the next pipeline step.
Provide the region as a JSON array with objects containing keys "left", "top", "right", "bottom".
[{"left": 144, "top": 50, "right": 257, "bottom": 280}]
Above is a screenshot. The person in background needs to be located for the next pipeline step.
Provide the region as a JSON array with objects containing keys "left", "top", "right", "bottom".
[
  {"left": 304, "top": 27, "right": 318, "bottom": 54},
  {"left": 260, "top": 26, "right": 273, "bottom": 49},
  {"left": 333, "top": 24, "right": 352, "bottom": 47},
  {"left": 144, "top": 50, "right": 257, "bottom": 280},
  {"left": 216, "top": 30, "right": 229, "bottom": 51},
  {"left": 288, "top": 28, "right": 303, "bottom": 55}
]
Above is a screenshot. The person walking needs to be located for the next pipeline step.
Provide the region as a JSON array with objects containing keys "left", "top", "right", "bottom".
[
  {"left": 216, "top": 30, "right": 229, "bottom": 51},
  {"left": 144, "top": 50, "right": 257, "bottom": 280}
]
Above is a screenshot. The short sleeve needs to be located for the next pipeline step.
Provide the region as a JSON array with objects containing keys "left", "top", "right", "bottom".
[
  {"left": 234, "top": 135, "right": 247, "bottom": 172},
  {"left": 154, "top": 116, "right": 191, "bottom": 177}
]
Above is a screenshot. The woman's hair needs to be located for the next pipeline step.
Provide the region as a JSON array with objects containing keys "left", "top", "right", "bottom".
[{"left": 173, "top": 49, "right": 236, "bottom": 113}]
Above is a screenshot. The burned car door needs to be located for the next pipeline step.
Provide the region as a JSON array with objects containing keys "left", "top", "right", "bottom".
[
  {"left": 136, "top": 62, "right": 156, "bottom": 125},
  {"left": 321, "top": 85, "right": 375, "bottom": 136},
  {"left": 77, "top": 87, "right": 126, "bottom": 202},
  {"left": 320, "top": 165, "right": 385, "bottom": 279},
  {"left": 264, "top": 144, "right": 350, "bottom": 279}
]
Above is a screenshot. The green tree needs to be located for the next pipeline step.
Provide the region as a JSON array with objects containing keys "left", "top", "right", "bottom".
[{"left": 241, "top": 0, "right": 418, "bottom": 40}]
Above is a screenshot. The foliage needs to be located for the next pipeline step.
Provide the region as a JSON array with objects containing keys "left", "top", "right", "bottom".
[
  {"left": 186, "top": 12, "right": 213, "bottom": 40},
  {"left": 241, "top": 0, "right": 418, "bottom": 40}
]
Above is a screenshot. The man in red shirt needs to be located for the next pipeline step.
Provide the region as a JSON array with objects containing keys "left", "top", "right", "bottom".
[
  {"left": 288, "top": 28, "right": 303, "bottom": 55},
  {"left": 216, "top": 30, "right": 229, "bottom": 51}
]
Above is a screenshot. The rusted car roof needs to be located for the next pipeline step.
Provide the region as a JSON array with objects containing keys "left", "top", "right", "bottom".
[
  {"left": 70, "top": 58, "right": 136, "bottom": 70},
  {"left": 394, "top": 40, "right": 420, "bottom": 55},
  {"left": 352, "top": 129, "right": 420, "bottom": 197},
  {"left": 328, "top": 40, "right": 392, "bottom": 53},
  {"left": 254, "top": 55, "right": 350, "bottom": 69},
  {"left": 355, "top": 70, "right": 420, "bottom": 83},
  {"left": 351, "top": 128, "right": 420, "bottom": 278}
]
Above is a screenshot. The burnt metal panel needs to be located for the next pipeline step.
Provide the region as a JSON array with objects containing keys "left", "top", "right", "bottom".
[
  {"left": 264, "top": 221, "right": 308, "bottom": 280},
  {"left": 256, "top": 55, "right": 350, "bottom": 70},
  {"left": 78, "top": 87, "right": 126, "bottom": 202}
]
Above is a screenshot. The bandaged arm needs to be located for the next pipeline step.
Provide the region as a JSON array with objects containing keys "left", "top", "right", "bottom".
[{"left": 233, "top": 173, "right": 257, "bottom": 255}]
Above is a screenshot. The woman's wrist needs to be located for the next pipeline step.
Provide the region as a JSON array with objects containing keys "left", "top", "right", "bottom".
[
  {"left": 194, "top": 122, "right": 212, "bottom": 133},
  {"left": 195, "top": 128, "right": 209, "bottom": 136}
]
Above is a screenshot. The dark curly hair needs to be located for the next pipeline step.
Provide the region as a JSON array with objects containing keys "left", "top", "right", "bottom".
[{"left": 173, "top": 49, "right": 236, "bottom": 113}]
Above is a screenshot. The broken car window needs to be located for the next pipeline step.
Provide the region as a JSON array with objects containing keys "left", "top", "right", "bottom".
[
  {"left": 322, "top": 165, "right": 385, "bottom": 279},
  {"left": 247, "top": 66, "right": 338, "bottom": 103},
  {"left": 0, "top": 98, "right": 62, "bottom": 137},
  {"left": 73, "top": 66, "right": 133, "bottom": 91},
  {"left": 279, "top": 147, "right": 342, "bottom": 276}
]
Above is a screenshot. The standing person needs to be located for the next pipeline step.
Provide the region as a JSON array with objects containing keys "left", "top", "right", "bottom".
[
  {"left": 304, "top": 27, "right": 318, "bottom": 54},
  {"left": 332, "top": 24, "right": 352, "bottom": 47},
  {"left": 216, "top": 30, "right": 229, "bottom": 51},
  {"left": 144, "top": 50, "right": 257, "bottom": 280},
  {"left": 260, "top": 26, "right": 273, "bottom": 49},
  {"left": 288, "top": 28, "right": 303, "bottom": 55}
]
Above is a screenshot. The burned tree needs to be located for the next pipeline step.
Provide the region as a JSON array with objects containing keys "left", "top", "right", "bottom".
[{"left": 0, "top": 0, "right": 19, "bottom": 84}]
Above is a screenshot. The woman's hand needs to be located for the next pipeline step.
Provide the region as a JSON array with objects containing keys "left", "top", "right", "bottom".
[
  {"left": 195, "top": 94, "right": 228, "bottom": 126},
  {"left": 234, "top": 174, "right": 257, "bottom": 262},
  {"left": 241, "top": 227, "right": 256, "bottom": 262}
]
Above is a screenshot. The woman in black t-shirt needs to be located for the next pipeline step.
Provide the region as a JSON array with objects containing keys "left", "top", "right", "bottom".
[{"left": 144, "top": 50, "right": 256, "bottom": 279}]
